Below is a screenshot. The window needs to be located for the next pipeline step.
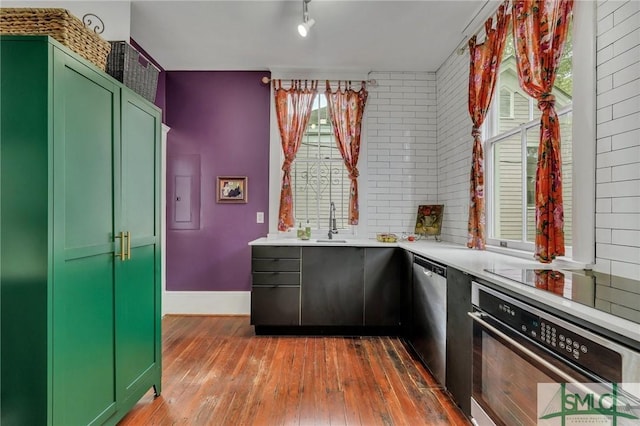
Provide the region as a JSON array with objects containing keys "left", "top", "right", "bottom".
[
  {"left": 291, "top": 95, "right": 351, "bottom": 231},
  {"left": 499, "top": 88, "right": 514, "bottom": 119},
  {"left": 487, "top": 19, "right": 573, "bottom": 250}
]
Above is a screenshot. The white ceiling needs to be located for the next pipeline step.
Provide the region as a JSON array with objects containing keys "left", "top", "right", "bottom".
[{"left": 130, "top": 0, "right": 493, "bottom": 72}]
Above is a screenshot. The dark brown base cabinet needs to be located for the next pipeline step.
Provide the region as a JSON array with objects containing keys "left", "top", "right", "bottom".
[
  {"left": 251, "top": 246, "right": 406, "bottom": 331},
  {"left": 445, "top": 267, "right": 473, "bottom": 417},
  {"left": 1, "top": 36, "right": 162, "bottom": 426},
  {"left": 302, "top": 246, "right": 365, "bottom": 326},
  {"left": 251, "top": 246, "right": 301, "bottom": 326}
]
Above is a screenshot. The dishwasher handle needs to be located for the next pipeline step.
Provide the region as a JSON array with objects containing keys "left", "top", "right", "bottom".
[{"left": 414, "top": 256, "right": 447, "bottom": 278}]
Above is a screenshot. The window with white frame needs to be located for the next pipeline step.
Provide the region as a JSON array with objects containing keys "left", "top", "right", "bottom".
[
  {"left": 291, "top": 95, "right": 351, "bottom": 232},
  {"left": 486, "top": 19, "right": 573, "bottom": 251}
]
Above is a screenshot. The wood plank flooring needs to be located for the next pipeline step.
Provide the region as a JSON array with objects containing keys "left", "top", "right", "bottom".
[{"left": 119, "top": 316, "right": 470, "bottom": 426}]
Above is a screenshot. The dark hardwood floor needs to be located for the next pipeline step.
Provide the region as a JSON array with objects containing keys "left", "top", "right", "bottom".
[{"left": 119, "top": 315, "right": 470, "bottom": 425}]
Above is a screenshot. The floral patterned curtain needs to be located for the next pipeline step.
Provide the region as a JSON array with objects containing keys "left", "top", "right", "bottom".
[
  {"left": 512, "top": 0, "right": 573, "bottom": 262},
  {"left": 325, "top": 81, "right": 368, "bottom": 225},
  {"left": 467, "top": 1, "right": 511, "bottom": 250},
  {"left": 274, "top": 80, "right": 318, "bottom": 231}
]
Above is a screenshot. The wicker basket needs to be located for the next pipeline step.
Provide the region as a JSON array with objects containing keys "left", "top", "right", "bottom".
[
  {"left": 107, "top": 41, "right": 160, "bottom": 103},
  {"left": 0, "top": 8, "right": 111, "bottom": 70}
]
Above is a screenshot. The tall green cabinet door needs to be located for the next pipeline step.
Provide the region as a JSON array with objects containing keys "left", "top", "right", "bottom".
[
  {"left": 51, "top": 47, "right": 120, "bottom": 425},
  {"left": 115, "top": 90, "right": 162, "bottom": 408}
]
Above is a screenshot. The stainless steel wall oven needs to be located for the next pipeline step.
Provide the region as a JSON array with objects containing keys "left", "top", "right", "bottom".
[{"left": 469, "top": 281, "right": 640, "bottom": 426}]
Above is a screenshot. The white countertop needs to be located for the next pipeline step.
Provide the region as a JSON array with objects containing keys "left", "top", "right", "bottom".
[
  {"left": 249, "top": 236, "right": 399, "bottom": 247},
  {"left": 249, "top": 237, "right": 640, "bottom": 345}
]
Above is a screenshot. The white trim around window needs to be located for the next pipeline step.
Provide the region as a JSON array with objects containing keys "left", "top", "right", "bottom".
[{"left": 485, "top": 1, "right": 595, "bottom": 267}]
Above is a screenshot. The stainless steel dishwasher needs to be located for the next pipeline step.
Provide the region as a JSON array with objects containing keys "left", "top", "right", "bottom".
[{"left": 411, "top": 256, "right": 447, "bottom": 386}]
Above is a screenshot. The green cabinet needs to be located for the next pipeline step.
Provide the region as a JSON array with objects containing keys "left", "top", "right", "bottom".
[{"left": 1, "top": 36, "right": 161, "bottom": 426}]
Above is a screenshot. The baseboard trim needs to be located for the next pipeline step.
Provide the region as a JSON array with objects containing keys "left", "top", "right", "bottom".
[{"left": 162, "top": 291, "right": 251, "bottom": 315}]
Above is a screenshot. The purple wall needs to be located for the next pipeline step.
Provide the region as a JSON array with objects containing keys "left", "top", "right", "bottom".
[{"left": 165, "top": 71, "right": 271, "bottom": 291}]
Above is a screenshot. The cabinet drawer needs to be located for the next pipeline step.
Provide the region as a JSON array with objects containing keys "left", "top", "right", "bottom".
[
  {"left": 251, "top": 287, "right": 300, "bottom": 326},
  {"left": 252, "top": 258, "right": 300, "bottom": 272},
  {"left": 253, "top": 272, "right": 300, "bottom": 286},
  {"left": 252, "top": 246, "right": 300, "bottom": 259}
]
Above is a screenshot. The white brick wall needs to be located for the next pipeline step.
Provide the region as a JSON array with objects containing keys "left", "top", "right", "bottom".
[
  {"left": 435, "top": 51, "right": 472, "bottom": 245},
  {"left": 364, "top": 72, "right": 438, "bottom": 238},
  {"left": 595, "top": 0, "right": 640, "bottom": 279}
]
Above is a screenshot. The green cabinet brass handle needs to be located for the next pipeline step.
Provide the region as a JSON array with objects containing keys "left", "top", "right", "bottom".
[
  {"left": 126, "top": 231, "right": 131, "bottom": 260},
  {"left": 115, "top": 231, "right": 125, "bottom": 261}
]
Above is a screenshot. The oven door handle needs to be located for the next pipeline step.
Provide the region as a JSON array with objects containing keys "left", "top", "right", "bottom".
[{"left": 468, "top": 311, "right": 591, "bottom": 386}]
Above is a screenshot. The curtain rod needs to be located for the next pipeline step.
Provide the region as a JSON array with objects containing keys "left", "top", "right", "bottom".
[{"left": 260, "top": 76, "right": 377, "bottom": 87}]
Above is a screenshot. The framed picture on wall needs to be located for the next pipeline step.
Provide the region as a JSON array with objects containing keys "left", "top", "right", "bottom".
[{"left": 216, "top": 176, "right": 248, "bottom": 203}]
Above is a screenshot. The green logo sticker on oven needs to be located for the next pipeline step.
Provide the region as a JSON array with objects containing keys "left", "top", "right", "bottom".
[{"left": 538, "top": 383, "right": 640, "bottom": 425}]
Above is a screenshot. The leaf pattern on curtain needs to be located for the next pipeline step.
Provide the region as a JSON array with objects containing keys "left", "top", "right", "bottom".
[
  {"left": 325, "top": 81, "right": 368, "bottom": 225},
  {"left": 512, "top": 0, "right": 573, "bottom": 262},
  {"left": 274, "top": 80, "right": 318, "bottom": 231},
  {"left": 467, "top": 1, "right": 511, "bottom": 250}
]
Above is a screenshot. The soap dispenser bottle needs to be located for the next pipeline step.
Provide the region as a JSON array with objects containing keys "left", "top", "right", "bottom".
[
  {"left": 297, "top": 222, "right": 305, "bottom": 239},
  {"left": 305, "top": 220, "right": 311, "bottom": 239}
]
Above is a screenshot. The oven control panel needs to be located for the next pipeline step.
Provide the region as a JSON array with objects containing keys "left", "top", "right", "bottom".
[{"left": 479, "top": 291, "right": 622, "bottom": 382}]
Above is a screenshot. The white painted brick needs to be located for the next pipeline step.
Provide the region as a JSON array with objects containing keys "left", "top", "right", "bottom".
[
  {"left": 597, "top": 45, "right": 640, "bottom": 77},
  {"left": 597, "top": 197, "right": 612, "bottom": 212},
  {"left": 596, "top": 228, "right": 613, "bottom": 243},
  {"left": 613, "top": 27, "right": 640, "bottom": 56},
  {"left": 611, "top": 260, "right": 640, "bottom": 280},
  {"left": 613, "top": 62, "right": 640, "bottom": 87},
  {"left": 597, "top": 44, "right": 614, "bottom": 66},
  {"left": 597, "top": 136, "right": 612, "bottom": 153},
  {"left": 597, "top": 242, "right": 640, "bottom": 262},
  {"left": 612, "top": 161, "right": 640, "bottom": 183},
  {"left": 612, "top": 95, "right": 640, "bottom": 118},
  {"left": 612, "top": 196, "right": 640, "bottom": 212},
  {"left": 596, "top": 78, "right": 639, "bottom": 107},
  {"left": 596, "top": 212, "right": 640, "bottom": 229},
  {"left": 611, "top": 129, "right": 640, "bottom": 150},
  {"left": 598, "top": 10, "right": 639, "bottom": 49},
  {"left": 597, "top": 179, "right": 640, "bottom": 198},
  {"left": 594, "top": 257, "right": 612, "bottom": 275},
  {"left": 598, "top": 11, "right": 615, "bottom": 35},
  {"left": 596, "top": 167, "right": 612, "bottom": 183},
  {"left": 596, "top": 11, "right": 640, "bottom": 274},
  {"left": 597, "top": 75, "right": 613, "bottom": 93},
  {"left": 597, "top": 112, "right": 640, "bottom": 138},
  {"left": 613, "top": 1, "right": 640, "bottom": 25},
  {"left": 597, "top": 1, "right": 626, "bottom": 21},
  {"left": 597, "top": 106, "right": 613, "bottom": 123}
]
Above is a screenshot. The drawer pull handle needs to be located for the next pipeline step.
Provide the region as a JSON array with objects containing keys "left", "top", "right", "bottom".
[{"left": 114, "top": 231, "right": 125, "bottom": 261}]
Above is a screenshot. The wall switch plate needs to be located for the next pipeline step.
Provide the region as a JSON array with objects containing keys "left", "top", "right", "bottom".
[{"left": 256, "top": 212, "right": 264, "bottom": 223}]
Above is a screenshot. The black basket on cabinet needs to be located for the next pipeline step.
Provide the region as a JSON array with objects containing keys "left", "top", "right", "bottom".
[{"left": 106, "top": 41, "right": 159, "bottom": 102}]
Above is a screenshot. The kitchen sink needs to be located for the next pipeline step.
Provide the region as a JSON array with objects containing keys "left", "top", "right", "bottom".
[{"left": 315, "top": 239, "right": 348, "bottom": 243}]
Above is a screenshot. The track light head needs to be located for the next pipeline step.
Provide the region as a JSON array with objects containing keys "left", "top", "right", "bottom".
[
  {"left": 298, "top": 18, "right": 315, "bottom": 37},
  {"left": 298, "top": 0, "right": 314, "bottom": 37}
]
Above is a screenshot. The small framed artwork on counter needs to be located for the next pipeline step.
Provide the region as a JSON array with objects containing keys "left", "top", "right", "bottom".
[
  {"left": 415, "top": 204, "right": 444, "bottom": 240},
  {"left": 217, "top": 176, "right": 247, "bottom": 203}
]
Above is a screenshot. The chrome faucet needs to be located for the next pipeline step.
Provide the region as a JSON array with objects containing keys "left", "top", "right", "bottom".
[{"left": 328, "top": 202, "right": 338, "bottom": 239}]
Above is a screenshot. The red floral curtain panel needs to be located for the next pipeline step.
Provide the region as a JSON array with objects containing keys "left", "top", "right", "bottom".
[
  {"left": 274, "top": 80, "right": 318, "bottom": 231},
  {"left": 512, "top": 0, "right": 573, "bottom": 262},
  {"left": 467, "top": 2, "right": 511, "bottom": 250},
  {"left": 325, "top": 81, "right": 368, "bottom": 225}
]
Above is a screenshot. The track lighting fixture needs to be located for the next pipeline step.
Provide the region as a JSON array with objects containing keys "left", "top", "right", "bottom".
[{"left": 297, "top": 0, "right": 315, "bottom": 37}]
